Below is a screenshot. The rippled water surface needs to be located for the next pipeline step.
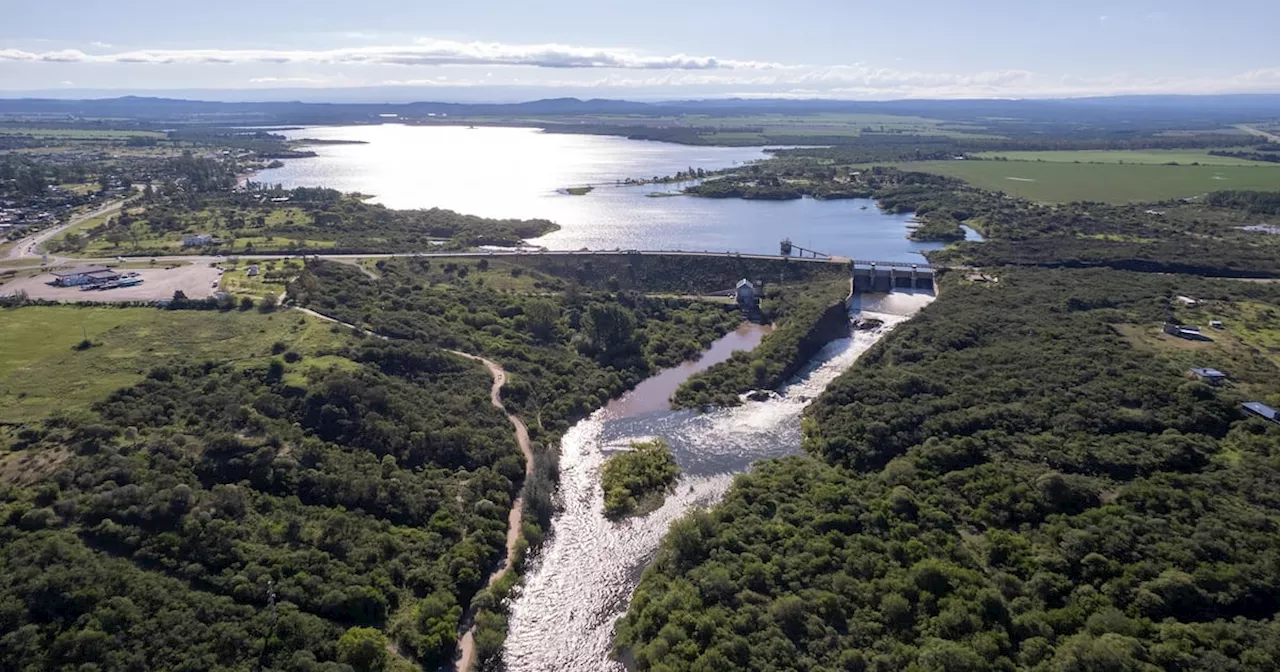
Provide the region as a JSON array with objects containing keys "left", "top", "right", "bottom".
[
  {"left": 503, "top": 292, "right": 935, "bottom": 671},
  {"left": 253, "top": 125, "right": 961, "bottom": 259}
]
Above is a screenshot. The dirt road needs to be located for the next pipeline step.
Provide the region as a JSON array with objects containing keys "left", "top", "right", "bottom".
[
  {"left": 448, "top": 351, "right": 534, "bottom": 672},
  {"left": 286, "top": 306, "right": 533, "bottom": 672}
]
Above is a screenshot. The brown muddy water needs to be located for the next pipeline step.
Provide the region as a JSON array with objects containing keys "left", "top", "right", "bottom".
[
  {"left": 502, "top": 292, "right": 935, "bottom": 671},
  {"left": 601, "top": 322, "right": 773, "bottom": 419}
]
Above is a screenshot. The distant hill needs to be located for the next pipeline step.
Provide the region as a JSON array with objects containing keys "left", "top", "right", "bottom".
[{"left": 1, "top": 93, "right": 1279, "bottom": 126}]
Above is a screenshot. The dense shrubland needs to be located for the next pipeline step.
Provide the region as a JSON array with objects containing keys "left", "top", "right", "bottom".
[
  {"left": 1, "top": 334, "right": 522, "bottom": 670},
  {"left": 672, "top": 279, "right": 850, "bottom": 409},
  {"left": 289, "top": 258, "right": 744, "bottom": 439},
  {"left": 601, "top": 439, "right": 680, "bottom": 519},
  {"left": 620, "top": 269, "right": 1280, "bottom": 671},
  {"left": 288, "top": 257, "right": 754, "bottom": 669}
]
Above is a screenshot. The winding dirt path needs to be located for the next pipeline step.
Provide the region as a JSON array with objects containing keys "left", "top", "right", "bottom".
[
  {"left": 288, "top": 306, "right": 532, "bottom": 671},
  {"left": 448, "top": 351, "right": 534, "bottom": 672}
]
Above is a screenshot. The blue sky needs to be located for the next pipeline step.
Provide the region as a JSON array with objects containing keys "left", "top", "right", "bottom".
[{"left": 3, "top": 0, "right": 1279, "bottom": 100}]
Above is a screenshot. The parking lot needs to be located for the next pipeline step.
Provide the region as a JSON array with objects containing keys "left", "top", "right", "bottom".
[{"left": 0, "top": 265, "right": 222, "bottom": 303}]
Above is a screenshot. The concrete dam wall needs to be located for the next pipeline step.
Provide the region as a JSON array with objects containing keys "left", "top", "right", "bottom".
[{"left": 851, "top": 263, "right": 935, "bottom": 294}]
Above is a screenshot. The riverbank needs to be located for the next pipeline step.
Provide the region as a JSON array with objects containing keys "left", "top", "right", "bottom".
[
  {"left": 672, "top": 278, "right": 852, "bottom": 409},
  {"left": 504, "top": 296, "right": 934, "bottom": 671}
]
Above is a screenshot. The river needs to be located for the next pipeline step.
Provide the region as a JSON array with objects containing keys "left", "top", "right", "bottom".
[
  {"left": 502, "top": 292, "right": 934, "bottom": 671},
  {"left": 253, "top": 125, "right": 975, "bottom": 259}
]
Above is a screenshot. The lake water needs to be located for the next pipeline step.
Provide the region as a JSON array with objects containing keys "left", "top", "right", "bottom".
[
  {"left": 503, "top": 292, "right": 935, "bottom": 671},
  {"left": 253, "top": 125, "right": 965, "bottom": 260}
]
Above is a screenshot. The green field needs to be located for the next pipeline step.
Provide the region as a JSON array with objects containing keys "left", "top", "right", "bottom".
[
  {"left": 0, "top": 306, "right": 347, "bottom": 423},
  {"left": 972, "top": 149, "right": 1280, "bottom": 166},
  {"left": 901, "top": 160, "right": 1280, "bottom": 203},
  {"left": 74, "top": 206, "right": 338, "bottom": 256},
  {"left": 0, "top": 126, "right": 165, "bottom": 140}
]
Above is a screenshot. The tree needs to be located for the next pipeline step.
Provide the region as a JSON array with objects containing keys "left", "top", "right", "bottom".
[
  {"left": 336, "top": 627, "right": 387, "bottom": 672},
  {"left": 581, "top": 303, "right": 637, "bottom": 361},
  {"left": 524, "top": 300, "right": 560, "bottom": 342}
]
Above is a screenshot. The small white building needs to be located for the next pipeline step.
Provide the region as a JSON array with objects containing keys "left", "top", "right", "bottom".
[
  {"left": 183, "top": 233, "right": 214, "bottom": 247},
  {"left": 735, "top": 279, "right": 757, "bottom": 307}
]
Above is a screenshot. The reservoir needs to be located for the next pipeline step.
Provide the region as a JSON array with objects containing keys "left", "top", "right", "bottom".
[
  {"left": 251, "top": 125, "right": 954, "bottom": 669},
  {"left": 253, "top": 125, "right": 968, "bottom": 260}
]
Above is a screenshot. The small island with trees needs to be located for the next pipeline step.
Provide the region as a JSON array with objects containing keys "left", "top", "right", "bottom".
[{"left": 601, "top": 439, "right": 680, "bottom": 519}]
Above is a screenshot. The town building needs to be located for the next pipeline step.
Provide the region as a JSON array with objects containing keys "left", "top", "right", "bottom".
[
  {"left": 1242, "top": 402, "right": 1279, "bottom": 424},
  {"left": 246, "top": 265, "right": 260, "bottom": 277},
  {"left": 50, "top": 266, "right": 120, "bottom": 287},
  {"left": 1189, "top": 368, "right": 1227, "bottom": 385},
  {"left": 183, "top": 233, "right": 214, "bottom": 247}
]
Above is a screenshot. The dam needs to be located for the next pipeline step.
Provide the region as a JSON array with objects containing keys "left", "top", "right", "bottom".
[{"left": 851, "top": 260, "right": 937, "bottom": 294}]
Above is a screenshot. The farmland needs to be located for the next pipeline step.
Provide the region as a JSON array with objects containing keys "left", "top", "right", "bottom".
[
  {"left": 900, "top": 159, "right": 1280, "bottom": 203},
  {"left": 0, "top": 126, "right": 166, "bottom": 140},
  {"left": 972, "top": 149, "right": 1280, "bottom": 166}
]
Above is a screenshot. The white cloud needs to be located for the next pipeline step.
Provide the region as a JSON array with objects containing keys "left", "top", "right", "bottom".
[
  {"left": 248, "top": 76, "right": 331, "bottom": 84},
  {"left": 90, "top": 41, "right": 112, "bottom": 48},
  {"left": 0, "top": 38, "right": 780, "bottom": 70},
  {"left": 2, "top": 36, "right": 1278, "bottom": 98}
]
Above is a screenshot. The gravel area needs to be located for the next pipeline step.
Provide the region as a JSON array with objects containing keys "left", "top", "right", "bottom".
[{"left": 0, "top": 265, "right": 222, "bottom": 303}]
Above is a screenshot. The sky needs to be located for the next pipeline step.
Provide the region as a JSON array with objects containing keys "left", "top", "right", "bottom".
[{"left": 3, "top": 0, "right": 1280, "bottom": 101}]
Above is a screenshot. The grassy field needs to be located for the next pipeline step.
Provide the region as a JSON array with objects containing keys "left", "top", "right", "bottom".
[
  {"left": 901, "top": 160, "right": 1280, "bottom": 203},
  {"left": 1114, "top": 294, "right": 1280, "bottom": 404},
  {"left": 218, "top": 260, "right": 298, "bottom": 300},
  {"left": 0, "top": 306, "right": 348, "bottom": 423},
  {"left": 71, "top": 205, "right": 344, "bottom": 257},
  {"left": 0, "top": 126, "right": 165, "bottom": 140},
  {"left": 971, "top": 149, "right": 1280, "bottom": 166}
]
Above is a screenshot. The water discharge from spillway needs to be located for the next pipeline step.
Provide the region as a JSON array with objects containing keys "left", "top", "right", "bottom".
[{"left": 502, "top": 292, "right": 934, "bottom": 671}]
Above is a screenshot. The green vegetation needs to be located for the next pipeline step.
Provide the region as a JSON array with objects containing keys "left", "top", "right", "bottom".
[
  {"left": 505, "top": 253, "right": 849, "bottom": 295},
  {"left": 601, "top": 439, "right": 680, "bottom": 519},
  {"left": 218, "top": 259, "right": 302, "bottom": 301},
  {"left": 0, "top": 126, "right": 166, "bottom": 140},
  {"left": 565, "top": 186, "right": 594, "bottom": 195},
  {"left": 672, "top": 278, "right": 850, "bottom": 409},
  {"left": 930, "top": 189, "right": 1280, "bottom": 278},
  {"left": 900, "top": 160, "right": 1280, "bottom": 203},
  {"left": 290, "top": 256, "right": 754, "bottom": 668},
  {"left": 620, "top": 268, "right": 1280, "bottom": 671},
  {"left": 59, "top": 185, "right": 558, "bottom": 256},
  {"left": 291, "top": 258, "right": 745, "bottom": 439},
  {"left": 0, "top": 302, "right": 530, "bottom": 669},
  {"left": 972, "top": 149, "right": 1280, "bottom": 166},
  {"left": 0, "top": 306, "right": 343, "bottom": 424}
]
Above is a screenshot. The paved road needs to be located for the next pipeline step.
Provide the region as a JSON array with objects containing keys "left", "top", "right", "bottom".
[
  {"left": 59, "top": 248, "right": 850, "bottom": 266},
  {"left": 1238, "top": 124, "right": 1280, "bottom": 144},
  {"left": 4, "top": 199, "right": 127, "bottom": 263}
]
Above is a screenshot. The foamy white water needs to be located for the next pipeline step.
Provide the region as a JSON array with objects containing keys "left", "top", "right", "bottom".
[{"left": 504, "top": 296, "right": 932, "bottom": 671}]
